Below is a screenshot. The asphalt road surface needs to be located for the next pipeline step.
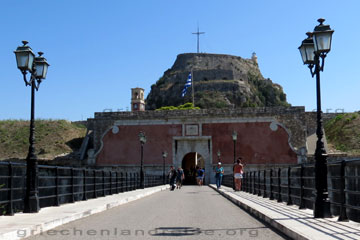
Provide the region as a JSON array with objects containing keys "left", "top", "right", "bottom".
[{"left": 26, "top": 186, "right": 287, "bottom": 240}]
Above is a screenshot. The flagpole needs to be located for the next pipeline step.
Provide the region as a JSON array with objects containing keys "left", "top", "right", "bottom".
[{"left": 191, "top": 70, "right": 195, "bottom": 107}]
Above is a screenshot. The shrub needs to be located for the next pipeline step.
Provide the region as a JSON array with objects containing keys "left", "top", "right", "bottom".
[
  {"left": 156, "top": 103, "right": 200, "bottom": 111},
  {"left": 334, "top": 114, "right": 344, "bottom": 122}
]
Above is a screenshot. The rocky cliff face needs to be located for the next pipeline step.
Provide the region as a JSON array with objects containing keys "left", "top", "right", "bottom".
[{"left": 146, "top": 53, "right": 289, "bottom": 110}]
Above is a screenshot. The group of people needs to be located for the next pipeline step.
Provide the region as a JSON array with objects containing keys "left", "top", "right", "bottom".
[
  {"left": 213, "top": 157, "right": 244, "bottom": 191},
  {"left": 168, "top": 166, "right": 185, "bottom": 191},
  {"left": 168, "top": 157, "right": 244, "bottom": 191}
]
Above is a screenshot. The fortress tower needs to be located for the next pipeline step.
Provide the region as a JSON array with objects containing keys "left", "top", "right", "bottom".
[
  {"left": 252, "top": 52, "right": 258, "bottom": 64},
  {"left": 131, "top": 88, "right": 145, "bottom": 111}
]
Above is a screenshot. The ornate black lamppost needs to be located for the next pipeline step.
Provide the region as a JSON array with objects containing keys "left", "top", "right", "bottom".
[
  {"left": 14, "top": 41, "right": 50, "bottom": 213},
  {"left": 162, "top": 151, "right": 168, "bottom": 184},
  {"left": 298, "top": 18, "right": 334, "bottom": 218},
  {"left": 232, "top": 131, "right": 237, "bottom": 190},
  {"left": 139, "top": 132, "right": 147, "bottom": 189}
]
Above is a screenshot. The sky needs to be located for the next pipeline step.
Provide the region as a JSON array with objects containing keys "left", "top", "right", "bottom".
[{"left": 0, "top": 0, "right": 359, "bottom": 121}]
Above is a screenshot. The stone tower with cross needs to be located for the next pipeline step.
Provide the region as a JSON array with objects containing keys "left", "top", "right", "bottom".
[{"left": 131, "top": 88, "right": 145, "bottom": 111}]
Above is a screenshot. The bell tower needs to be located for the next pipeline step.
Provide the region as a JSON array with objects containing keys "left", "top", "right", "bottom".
[
  {"left": 251, "top": 52, "right": 258, "bottom": 64},
  {"left": 131, "top": 88, "right": 145, "bottom": 111}
]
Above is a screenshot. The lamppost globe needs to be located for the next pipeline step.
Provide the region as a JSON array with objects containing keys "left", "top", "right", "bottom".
[
  {"left": 299, "top": 32, "right": 315, "bottom": 65},
  {"left": 312, "top": 18, "right": 334, "bottom": 54},
  {"left": 162, "top": 151, "right": 168, "bottom": 158},
  {"left": 232, "top": 131, "right": 237, "bottom": 141},
  {"left": 14, "top": 41, "right": 35, "bottom": 72},
  {"left": 139, "top": 132, "right": 147, "bottom": 144},
  {"left": 34, "top": 52, "right": 50, "bottom": 79}
]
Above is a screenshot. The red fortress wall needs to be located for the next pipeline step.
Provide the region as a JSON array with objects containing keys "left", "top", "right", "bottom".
[
  {"left": 96, "top": 124, "right": 182, "bottom": 165},
  {"left": 96, "top": 121, "right": 297, "bottom": 166}
]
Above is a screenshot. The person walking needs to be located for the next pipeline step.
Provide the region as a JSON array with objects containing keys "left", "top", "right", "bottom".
[
  {"left": 168, "top": 166, "right": 177, "bottom": 191},
  {"left": 196, "top": 166, "right": 205, "bottom": 186},
  {"left": 215, "top": 162, "right": 224, "bottom": 189},
  {"left": 176, "top": 167, "right": 184, "bottom": 189},
  {"left": 199, "top": 167, "right": 205, "bottom": 186},
  {"left": 233, "top": 158, "right": 244, "bottom": 191}
]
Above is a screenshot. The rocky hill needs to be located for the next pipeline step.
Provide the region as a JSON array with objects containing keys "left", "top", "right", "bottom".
[{"left": 146, "top": 53, "right": 290, "bottom": 109}]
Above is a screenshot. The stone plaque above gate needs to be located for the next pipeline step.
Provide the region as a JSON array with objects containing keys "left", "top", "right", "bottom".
[{"left": 185, "top": 124, "right": 199, "bottom": 136}]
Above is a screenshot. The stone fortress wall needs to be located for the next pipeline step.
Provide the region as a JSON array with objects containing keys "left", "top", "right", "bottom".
[
  {"left": 160, "top": 53, "right": 262, "bottom": 90},
  {"left": 170, "top": 53, "right": 260, "bottom": 81}
]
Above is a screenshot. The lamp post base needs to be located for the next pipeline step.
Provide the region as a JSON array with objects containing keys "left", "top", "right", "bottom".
[
  {"left": 140, "top": 170, "right": 145, "bottom": 189},
  {"left": 24, "top": 195, "right": 40, "bottom": 213},
  {"left": 24, "top": 154, "right": 40, "bottom": 213},
  {"left": 314, "top": 198, "right": 332, "bottom": 218}
]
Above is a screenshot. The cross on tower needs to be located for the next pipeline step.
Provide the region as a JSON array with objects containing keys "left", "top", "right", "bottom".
[{"left": 192, "top": 26, "right": 205, "bottom": 53}]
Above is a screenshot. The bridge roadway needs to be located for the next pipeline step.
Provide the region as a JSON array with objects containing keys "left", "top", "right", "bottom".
[{"left": 26, "top": 186, "right": 286, "bottom": 240}]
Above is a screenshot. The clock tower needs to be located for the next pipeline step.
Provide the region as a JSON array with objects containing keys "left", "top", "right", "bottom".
[{"left": 131, "top": 88, "right": 145, "bottom": 111}]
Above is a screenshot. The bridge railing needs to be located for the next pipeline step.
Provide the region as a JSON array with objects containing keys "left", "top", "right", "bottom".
[
  {"left": 222, "top": 174, "right": 234, "bottom": 188},
  {"left": 0, "top": 162, "right": 165, "bottom": 216},
  {"left": 145, "top": 174, "right": 165, "bottom": 188},
  {"left": 221, "top": 159, "right": 360, "bottom": 222}
]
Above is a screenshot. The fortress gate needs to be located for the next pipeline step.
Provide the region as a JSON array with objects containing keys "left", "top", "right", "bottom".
[{"left": 87, "top": 107, "right": 308, "bottom": 184}]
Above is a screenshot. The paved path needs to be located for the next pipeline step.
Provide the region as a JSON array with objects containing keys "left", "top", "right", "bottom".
[
  {"left": 211, "top": 185, "right": 360, "bottom": 240},
  {"left": 0, "top": 185, "right": 168, "bottom": 240},
  {"left": 25, "top": 186, "right": 286, "bottom": 240}
]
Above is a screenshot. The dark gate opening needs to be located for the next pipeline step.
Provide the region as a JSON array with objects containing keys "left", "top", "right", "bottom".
[{"left": 181, "top": 152, "right": 205, "bottom": 185}]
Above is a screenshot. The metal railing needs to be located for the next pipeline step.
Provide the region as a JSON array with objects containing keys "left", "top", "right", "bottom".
[
  {"left": 145, "top": 175, "right": 164, "bottom": 187},
  {"left": 222, "top": 174, "right": 233, "bottom": 188},
  {"left": 0, "top": 162, "right": 165, "bottom": 216},
  {"left": 221, "top": 159, "right": 360, "bottom": 222}
]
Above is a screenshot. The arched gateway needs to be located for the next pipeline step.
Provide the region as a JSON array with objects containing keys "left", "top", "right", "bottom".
[
  {"left": 173, "top": 137, "right": 212, "bottom": 183},
  {"left": 181, "top": 152, "right": 206, "bottom": 185}
]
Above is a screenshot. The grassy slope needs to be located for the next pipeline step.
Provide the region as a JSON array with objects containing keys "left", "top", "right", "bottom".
[
  {"left": 0, "top": 120, "right": 86, "bottom": 160},
  {"left": 325, "top": 113, "right": 360, "bottom": 155}
]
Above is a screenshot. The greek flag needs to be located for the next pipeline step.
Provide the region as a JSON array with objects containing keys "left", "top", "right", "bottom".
[{"left": 181, "top": 72, "right": 192, "bottom": 97}]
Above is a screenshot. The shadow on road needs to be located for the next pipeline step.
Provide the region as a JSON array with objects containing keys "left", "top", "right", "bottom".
[{"left": 150, "top": 226, "right": 269, "bottom": 237}]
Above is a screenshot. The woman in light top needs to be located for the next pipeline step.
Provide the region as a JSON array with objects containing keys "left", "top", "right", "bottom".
[{"left": 233, "top": 157, "right": 244, "bottom": 191}]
